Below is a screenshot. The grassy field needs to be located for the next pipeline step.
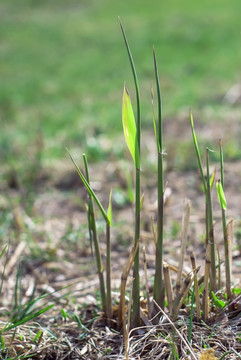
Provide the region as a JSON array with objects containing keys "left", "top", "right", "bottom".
[{"left": 1, "top": 0, "right": 241, "bottom": 169}]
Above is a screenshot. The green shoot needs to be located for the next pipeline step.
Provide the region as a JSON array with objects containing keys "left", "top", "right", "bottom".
[
  {"left": 216, "top": 178, "right": 231, "bottom": 300},
  {"left": 82, "top": 153, "right": 107, "bottom": 314},
  {"left": 78, "top": 152, "right": 112, "bottom": 316},
  {"left": 68, "top": 150, "right": 115, "bottom": 315},
  {"left": 211, "top": 292, "right": 225, "bottom": 308},
  {"left": 119, "top": 17, "right": 141, "bottom": 327},
  {"left": 153, "top": 47, "right": 165, "bottom": 309},
  {"left": 206, "top": 148, "right": 216, "bottom": 292},
  {"left": 106, "top": 189, "right": 112, "bottom": 318}
]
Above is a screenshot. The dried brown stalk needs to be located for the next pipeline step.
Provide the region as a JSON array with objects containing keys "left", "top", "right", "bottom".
[
  {"left": 172, "top": 271, "right": 194, "bottom": 321},
  {"left": 176, "top": 199, "right": 191, "bottom": 295},
  {"left": 190, "top": 251, "right": 201, "bottom": 320},
  {"left": 118, "top": 240, "right": 140, "bottom": 329},
  {"left": 163, "top": 264, "right": 174, "bottom": 312}
]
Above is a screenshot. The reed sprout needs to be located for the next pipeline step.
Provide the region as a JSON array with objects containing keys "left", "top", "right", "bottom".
[
  {"left": 67, "top": 149, "right": 113, "bottom": 317},
  {"left": 153, "top": 47, "right": 165, "bottom": 309},
  {"left": 119, "top": 18, "right": 141, "bottom": 327}
]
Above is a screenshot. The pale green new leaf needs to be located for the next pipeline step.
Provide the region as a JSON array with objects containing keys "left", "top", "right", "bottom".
[
  {"left": 107, "top": 189, "right": 112, "bottom": 226},
  {"left": 122, "top": 85, "right": 138, "bottom": 165},
  {"left": 211, "top": 291, "right": 225, "bottom": 308},
  {"left": 216, "top": 180, "right": 227, "bottom": 210}
]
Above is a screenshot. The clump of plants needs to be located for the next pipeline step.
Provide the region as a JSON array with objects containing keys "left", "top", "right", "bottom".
[{"left": 67, "top": 20, "right": 240, "bottom": 359}]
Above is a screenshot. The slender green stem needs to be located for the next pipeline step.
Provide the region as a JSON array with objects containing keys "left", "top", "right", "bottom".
[
  {"left": 218, "top": 140, "right": 231, "bottom": 299},
  {"left": 190, "top": 112, "right": 209, "bottom": 248},
  {"left": 119, "top": 17, "right": 141, "bottom": 327},
  {"left": 83, "top": 154, "right": 107, "bottom": 314},
  {"left": 106, "top": 222, "right": 112, "bottom": 318},
  {"left": 221, "top": 208, "right": 232, "bottom": 299},
  {"left": 206, "top": 148, "right": 216, "bottom": 292},
  {"left": 153, "top": 48, "right": 164, "bottom": 308},
  {"left": 219, "top": 139, "right": 224, "bottom": 189}
]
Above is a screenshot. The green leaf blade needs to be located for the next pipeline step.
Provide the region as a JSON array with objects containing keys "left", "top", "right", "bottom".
[
  {"left": 122, "top": 85, "right": 139, "bottom": 166},
  {"left": 216, "top": 180, "right": 227, "bottom": 210}
]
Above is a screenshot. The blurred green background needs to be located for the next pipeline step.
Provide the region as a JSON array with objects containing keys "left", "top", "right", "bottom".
[{"left": 1, "top": 0, "right": 241, "bottom": 170}]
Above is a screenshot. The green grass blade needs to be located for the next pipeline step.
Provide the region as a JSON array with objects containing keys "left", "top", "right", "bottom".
[
  {"left": 122, "top": 85, "right": 138, "bottom": 165},
  {"left": 216, "top": 180, "right": 227, "bottom": 210},
  {"left": 0, "top": 244, "right": 7, "bottom": 261},
  {"left": 3, "top": 304, "right": 54, "bottom": 332},
  {"left": 67, "top": 148, "right": 110, "bottom": 225},
  {"left": 0, "top": 244, "right": 8, "bottom": 295}
]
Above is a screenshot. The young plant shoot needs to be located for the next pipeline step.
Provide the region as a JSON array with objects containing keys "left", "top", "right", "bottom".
[{"left": 120, "top": 18, "right": 141, "bottom": 327}]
